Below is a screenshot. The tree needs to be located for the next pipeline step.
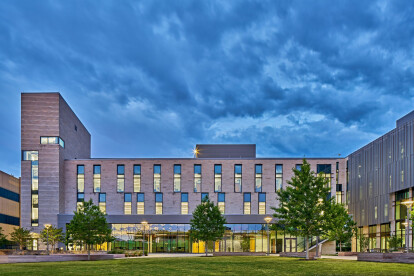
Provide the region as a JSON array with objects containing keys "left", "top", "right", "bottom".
[
  {"left": 40, "top": 225, "right": 64, "bottom": 254},
  {"left": 388, "top": 234, "right": 402, "bottom": 251},
  {"left": 0, "top": 226, "right": 7, "bottom": 245},
  {"left": 325, "top": 203, "right": 356, "bottom": 252},
  {"left": 189, "top": 195, "right": 226, "bottom": 256},
  {"left": 66, "top": 199, "right": 113, "bottom": 260},
  {"left": 271, "top": 159, "right": 332, "bottom": 259},
  {"left": 10, "top": 227, "right": 32, "bottom": 250},
  {"left": 359, "top": 235, "right": 369, "bottom": 252}
]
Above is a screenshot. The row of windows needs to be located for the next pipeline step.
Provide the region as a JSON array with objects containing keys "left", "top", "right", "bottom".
[
  {"left": 40, "top": 136, "right": 65, "bottom": 148},
  {"left": 22, "top": 150, "right": 39, "bottom": 227},
  {"left": 76, "top": 163, "right": 336, "bottom": 194}
]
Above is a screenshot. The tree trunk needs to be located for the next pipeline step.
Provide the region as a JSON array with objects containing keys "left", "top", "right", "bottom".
[
  {"left": 315, "top": 237, "right": 319, "bottom": 258},
  {"left": 305, "top": 236, "right": 309, "bottom": 260},
  {"left": 340, "top": 241, "right": 342, "bottom": 252},
  {"left": 205, "top": 241, "right": 208, "bottom": 257},
  {"left": 88, "top": 244, "right": 91, "bottom": 261}
]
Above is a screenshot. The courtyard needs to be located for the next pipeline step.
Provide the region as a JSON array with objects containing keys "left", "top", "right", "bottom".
[{"left": 0, "top": 256, "right": 413, "bottom": 275}]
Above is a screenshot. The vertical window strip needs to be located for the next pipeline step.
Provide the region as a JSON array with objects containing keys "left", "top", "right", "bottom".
[
  {"left": 174, "top": 165, "right": 181, "bottom": 192},
  {"left": 124, "top": 193, "right": 132, "bottom": 215},
  {"left": 154, "top": 165, "right": 161, "bottom": 192},
  {"left": 194, "top": 165, "right": 201, "bottom": 193},
  {"left": 181, "top": 193, "right": 188, "bottom": 214},
  {"left": 93, "top": 165, "right": 101, "bottom": 193},
  {"left": 214, "top": 164, "right": 222, "bottom": 192},
  {"left": 258, "top": 193, "right": 266, "bottom": 214},
  {"left": 99, "top": 193, "right": 106, "bottom": 214},
  {"left": 23, "top": 150, "right": 39, "bottom": 227},
  {"left": 134, "top": 165, "right": 141, "bottom": 193},
  {"left": 275, "top": 164, "right": 283, "bottom": 191},
  {"left": 244, "top": 193, "right": 251, "bottom": 214},
  {"left": 255, "top": 165, "right": 262, "bottom": 192},
  {"left": 234, "top": 164, "right": 242, "bottom": 193},
  {"left": 137, "top": 193, "right": 145, "bottom": 214},
  {"left": 117, "top": 165, "right": 125, "bottom": 192},
  {"left": 155, "top": 193, "right": 163, "bottom": 214},
  {"left": 218, "top": 193, "right": 225, "bottom": 214}
]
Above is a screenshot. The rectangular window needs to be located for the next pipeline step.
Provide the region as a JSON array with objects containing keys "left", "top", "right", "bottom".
[
  {"left": 194, "top": 164, "right": 201, "bottom": 192},
  {"left": 255, "top": 165, "right": 262, "bottom": 192},
  {"left": 124, "top": 193, "right": 132, "bottom": 215},
  {"left": 40, "top": 136, "right": 64, "bottom": 148},
  {"left": 77, "top": 165, "right": 85, "bottom": 193},
  {"left": 77, "top": 193, "right": 84, "bottom": 211},
  {"left": 336, "top": 184, "right": 343, "bottom": 204},
  {"left": 244, "top": 193, "right": 251, "bottom": 214},
  {"left": 99, "top": 193, "right": 106, "bottom": 214},
  {"left": 23, "top": 151, "right": 39, "bottom": 226},
  {"left": 234, "top": 164, "right": 242, "bottom": 192},
  {"left": 317, "top": 164, "right": 332, "bottom": 188},
  {"left": 117, "top": 165, "right": 125, "bottom": 192},
  {"left": 154, "top": 165, "right": 161, "bottom": 192},
  {"left": 133, "top": 165, "right": 141, "bottom": 193},
  {"left": 155, "top": 193, "right": 163, "bottom": 215},
  {"left": 201, "top": 193, "right": 209, "bottom": 201},
  {"left": 295, "top": 164, "right": 302, "bottom": 171},
  {"left": 336, "top": 162, "right": 339, "bottom": 185},
  {"left": 181, "top": 193, "right": 188, "bottom": 215},
  {"left": 214, "top": 164, "right": 222, "bottom": 192},
  {"left": 275, "top": 164, "right": 283, "bottom": 191},
  {"left": 258, "top": 193, "right": 266, "bottom": 214},
  {"left": 93, "top": 165, "right": 101, "bottom": 193},
  {"left": 174, "top": 165, "right": 181, "bottom": 192},
  {"left": 137, "top": 193, "right": 145, "bottom": 214},
  {"left": 218, "top": 193, "right": 225, "bottom": 214}
]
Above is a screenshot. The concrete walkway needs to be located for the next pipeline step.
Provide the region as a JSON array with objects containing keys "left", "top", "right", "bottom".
[{"left": 319, "top": 255, "right": 357, "bottom": 261}]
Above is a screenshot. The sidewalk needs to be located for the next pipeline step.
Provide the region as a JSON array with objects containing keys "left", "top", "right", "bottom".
[{"left": 319, "top": 255, "right": 357, "bottom": 261}]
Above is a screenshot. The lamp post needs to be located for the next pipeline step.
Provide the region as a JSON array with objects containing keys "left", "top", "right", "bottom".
[
  {"left": 44, "top": 224, "right": 51, "bottom": 255},
  {"left": 264, "top": 217, "right": 273, "bottom": 256},
  {"left": 142, "top": 221, "right": 148, "bottom": 255},
  {"left": 401, "top": 200, "right": 414, "bottom": 253}
]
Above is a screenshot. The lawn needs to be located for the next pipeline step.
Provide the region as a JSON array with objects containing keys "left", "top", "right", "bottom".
[{"left": 0, "top": 256, "right": 413, "bottom": 275}]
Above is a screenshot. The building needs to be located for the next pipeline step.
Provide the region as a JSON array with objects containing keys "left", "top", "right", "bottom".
[
  {"left": 348, "top": 111, "right": 414, "bottom": 252},
  {"left": 20, "top": 92, "right": 346, "bottom": 253},
  {"left": 0, "top": 170, "right": 20, "bottom": 238}
]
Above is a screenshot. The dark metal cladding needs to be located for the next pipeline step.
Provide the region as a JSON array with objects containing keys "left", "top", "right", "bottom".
[{"left": 195, "top": 144, "right": 256, "bottom": 158}]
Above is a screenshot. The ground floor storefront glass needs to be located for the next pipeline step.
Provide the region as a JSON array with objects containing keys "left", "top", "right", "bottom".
[{"left": 111, "top": 224, "right": 304, "bottom": 253}]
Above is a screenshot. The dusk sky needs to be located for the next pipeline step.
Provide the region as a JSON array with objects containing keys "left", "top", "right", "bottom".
[{"left": 1, "top": 0, "right": 413, "bottom": 177}]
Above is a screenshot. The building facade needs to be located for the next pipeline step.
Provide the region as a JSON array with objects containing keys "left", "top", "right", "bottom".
[
  {"left": 21, "top": 93, "right": 346, "bottom": 253},
  {"left": 0, "top": 170, "right": 20, "bottom": 238}
]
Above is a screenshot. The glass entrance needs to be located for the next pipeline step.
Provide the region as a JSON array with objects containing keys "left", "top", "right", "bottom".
[{"left": 285, "top": 238, "right": 297, "bottom": 252}]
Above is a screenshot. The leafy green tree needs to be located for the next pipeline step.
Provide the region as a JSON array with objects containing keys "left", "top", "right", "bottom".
[
  {"left": 190, "top": 196, "right": 226, "bottom": 256},
  {"left": 271, "top": 159, "right": 332, "bottom": 259},
  {"left": 0, "top": 226, "right": 7, "bottom": 244},
  {"left": 10, "top": 227, "right": 32, "bottom": 250},
  {"left": 388, "top": 234, "right": 402, "bottom": 251},
  {"left": 359, "top": 235, "right": 369, "bottom": 252},
  {"left": 66, "top": 199, "right": 113, "bottom": 260},
  {"left": 40, "top": 225, "right": 64, "bottom": 253},
  {"left": 325, "top": 203, "right": 356, "bottom": 252}
]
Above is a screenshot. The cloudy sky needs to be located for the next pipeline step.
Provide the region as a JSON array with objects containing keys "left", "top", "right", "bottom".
[{"left": 1, "top": 0, "right": 413, "bottom": 177}]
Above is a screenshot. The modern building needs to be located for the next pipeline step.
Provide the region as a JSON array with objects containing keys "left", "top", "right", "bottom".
[
  {"left": 0, "top": 170, "right": 20, "bottom": 238},
  {"left": 21, "top": 92, "right": 346, "bottom": 253}
]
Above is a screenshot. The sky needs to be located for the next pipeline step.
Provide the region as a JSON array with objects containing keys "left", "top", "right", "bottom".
[{"left": 1, "top": 0, "right": 414, "bottom": 177}]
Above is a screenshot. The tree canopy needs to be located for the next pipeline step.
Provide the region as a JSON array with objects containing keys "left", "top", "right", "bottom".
[
  {"left": 190, "top": 195, "right": 226, "bottom": 256},
  {"left": 325, "top": 203, "right": 356, "bottom": 252},
  {"left": 10, "top": 227, "right": 32, "bottom": 250},
  {"left": 40, "top": 225, "right": 64, "bottom": 253},
  {"left": 66, "top": 199, "right": 113, "bottom": 260}
]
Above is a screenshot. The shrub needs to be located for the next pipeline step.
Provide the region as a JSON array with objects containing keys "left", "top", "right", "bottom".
[
  {"left": 144, "top": 250, "right": 148, "bottom": 256},
  {"left": 138, "top": 251, "right": 143, "bottom": 256}
]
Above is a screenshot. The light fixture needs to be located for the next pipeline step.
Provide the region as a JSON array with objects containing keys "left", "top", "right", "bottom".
[{"left": 264, "top": 217, "right": 272, "bottom": 224}]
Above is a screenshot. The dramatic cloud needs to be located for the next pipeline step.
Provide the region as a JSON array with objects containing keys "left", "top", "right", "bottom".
[{"left": 0, "top": 0, "right": 413, "bottom": 176}]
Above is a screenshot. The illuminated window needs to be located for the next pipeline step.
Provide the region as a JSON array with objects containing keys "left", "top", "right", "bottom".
[
  {"left": 93, "top": 165, "right": 101, "bottom": 193},
  {"left": 117, "top": 165, "right": 125, "bottom": 192},
  {"left": 155, "top": 193, "right": 163, "bottom": 214},
  {"left": 174, "top": 165, "right": 181, "bottom": 192},
  {"left": 137, "top": 193, "right": 145, "bottom": 214},
  {"left": 374, "top": 206, "right": 378, "bottom": 220},
  {"left": 255, "top": 165, "right": 262, "bottom": 192},
  {"left": 77, "top": 193, "right": 84, "bottom": 211},
  {"left": 214, "top": 165, "right": 222, "bottom": 192},
  {"left": 133, "top": 165, "right": 141, "bottom": 192},
  {"left": 218, "top": 193, "right": 225, "bottom": 214},
  {"left": 99, "top": 193, "right": 106, "bottom": 214},
  {"left": 258, "top": 193, "right": 266, "bottom": 214},
  {"left": 40, "top": 136, "right": 65, "bottom": 148},
  {"left": 77, "top": 165, "right": 85, "bottom": 193},
  {"left": 124, "top": 193, "right": 132, "bottom": 215},
  {"left": 23, "top": 150, "right": 39, "bottom": 226},
  {"left": 154, "top": 165, "right": 161, "bottom": 192},
  {"left": 275, "top": 164, "right": 283, "bottom": 191},
  {"left": 243, "top": 193, "right": 251, "bottom": 214},
  {"left": 234, "top": 164, "right": 242, "bottom": 193},
  {"left": 336, "top": 184, "right": 343, "bottom": 203},
  {"left": 194, "top": 165, "right": 201, "bottom": 193},
  {"left": 317, "top": 164, "right": 332, "bottom": 188},
  {"left": 181, "top": 193, "right": 188, "bottom": 214}
]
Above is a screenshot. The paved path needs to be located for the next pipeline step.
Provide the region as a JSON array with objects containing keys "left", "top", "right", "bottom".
[{"left": 319, "top": 255, "right": 357, "bottom": 261}]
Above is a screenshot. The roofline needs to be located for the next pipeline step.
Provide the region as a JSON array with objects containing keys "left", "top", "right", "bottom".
[{"left": 65, "top": 157, "right": 346, "bottom": 161}]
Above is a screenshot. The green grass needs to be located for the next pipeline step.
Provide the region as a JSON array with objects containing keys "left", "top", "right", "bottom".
[{"left": 0, "top": 256, "right": 413, "bottom": 275}]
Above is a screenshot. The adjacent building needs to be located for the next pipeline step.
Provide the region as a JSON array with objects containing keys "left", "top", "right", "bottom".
[{"left": 0, "top": 170, "right": 20, "bottom": 238}]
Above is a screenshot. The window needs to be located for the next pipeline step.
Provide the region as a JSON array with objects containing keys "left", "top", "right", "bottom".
[
  {"left": 317, "top": 164, "right": 332, "bottom": 188},
  {"left": 255, "top": 165, "right": 262, "bottom": 192},
  {"left": 336, "top": 184, "right": 343, "bottom": 204},
  {"left": 194, "top": 165, "right": 201, "bottom": 192},
  {"left": 137, "top": 193, "right": 145, "bottom": 214},
  {"left": 275, "top": 164, "right": 283, "bottom": 191},
  {"left": 77, "top": 193, "right": 84, "bottom": 211},
  {"left": 133, "top": 165, "right": 141, "bottom": 192},
  {"left": 336, "top": 162, "right": 339, "bottom": 185},
  {"left": 124, "top": 193, "right": 132, "bottom": 215},
  {"left": 23, "top": 150, "right": 39, "bottom": 226},
  {"left": 234, "top": 164, "right": 242, "bottom": 192},
  {"left": 77, "top": 165, "right": 85, "bottom": 193},
  {"left": 214, "top": 165, "right": 222, "bottom": 192},
  {"left": 174, "top": 165, "right": 181, "bottom": 192},
  {"left": 40, "top": 136, "right": 65, "bottom": 148},
  {"left": 99, "top": 193, "right": 106, "bottom": 214},
  {"left": 117, "top": 165, "right": 125, "bottom": 192},
  {"left": 295, "top": 164, "right": 302, "bottom": 171},
  {"left": 244, "top": 193, "right": 251, "bottom": 214},
  {"left": 155, "top": 193, "right": 163, "bottom": 215},
  {"left": 181, "top": 193, "right": 188, "bottom": 214},
  {"left": 93, "top": 165, "right": 101, "bottom": 192},
  {"left": 218, "top": 193, "right": 225, "bottom": 214},
  {"left": 259, "top": 193, "right": 266, "bottom": 214},
  {"left": 154, "top": 165, "right": 161, "bottom": 192},
  {"left": 201, "top": 193, "right": 209, "bottom": 201}
]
